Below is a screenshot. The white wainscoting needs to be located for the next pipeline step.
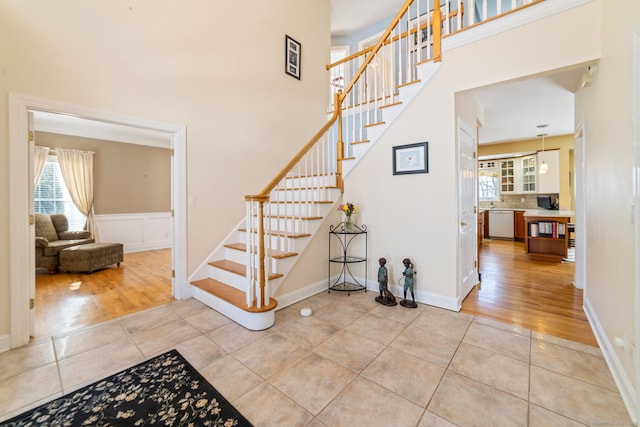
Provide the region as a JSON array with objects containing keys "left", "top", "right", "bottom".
[{"left": 95, "top": 212, "right": 172, "bottom": 253}]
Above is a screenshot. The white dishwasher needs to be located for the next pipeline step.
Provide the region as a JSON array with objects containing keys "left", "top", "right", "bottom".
[{"left": 488, "top": 210, "right": 514, "bottom": 239}]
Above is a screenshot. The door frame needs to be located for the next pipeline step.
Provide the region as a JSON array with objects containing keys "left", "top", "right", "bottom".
[
  {"left": 8, "top": 93, "right": 188, "bottom": 348},
  {"left": 573, "top": 121, "right": 586, "bottom": 290}
]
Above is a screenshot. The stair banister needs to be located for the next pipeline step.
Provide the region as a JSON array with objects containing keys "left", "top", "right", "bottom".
[{"left": 244, "top": 92, "right": 342, "bottom": 308}]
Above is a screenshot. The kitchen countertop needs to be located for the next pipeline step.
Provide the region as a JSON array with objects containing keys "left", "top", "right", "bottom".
[{"left": 523, "top": 209, "right": 574, "bottom": 217}]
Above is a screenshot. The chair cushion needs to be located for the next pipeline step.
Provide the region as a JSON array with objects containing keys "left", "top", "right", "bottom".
[
  {"left": 35, "top": 213, "right": 59, "bottom": 242},
  {"left": 50, "top": 214, "right": 70, "bottom": 233},
  {"left": 43, "top": 239, "right": 94, "bottom": 257}
]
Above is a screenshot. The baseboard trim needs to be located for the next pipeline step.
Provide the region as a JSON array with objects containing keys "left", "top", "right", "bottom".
[
  {"left": 0, "top": 334, "right": 11, "bottom": 353},
  {"left": 276, "top": 279, "right": 329, "bottom": 310},
  {"left": 584, "top": 297, "right": 637, "bottom": 422}
]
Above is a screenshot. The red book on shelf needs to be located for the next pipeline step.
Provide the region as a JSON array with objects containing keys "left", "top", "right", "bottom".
[{"left": 552, "top": 222, "right": 558, "bottom": 238}]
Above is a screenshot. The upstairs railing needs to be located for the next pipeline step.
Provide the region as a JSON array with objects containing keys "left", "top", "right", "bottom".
[{"left": 243, "top": 0, "right": 544, "bottom": 309}]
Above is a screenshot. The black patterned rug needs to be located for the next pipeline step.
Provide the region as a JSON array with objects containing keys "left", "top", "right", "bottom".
[{"left": 1, "top": 349, "right": 253, "bottom": 426}]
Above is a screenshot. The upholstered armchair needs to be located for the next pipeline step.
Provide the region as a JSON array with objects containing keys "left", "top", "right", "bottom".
[{"left": 35, "top": 213, "right": 94, "bottom": 273}]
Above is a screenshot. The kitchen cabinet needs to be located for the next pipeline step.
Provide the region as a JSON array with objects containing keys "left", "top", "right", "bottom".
[
  {"left": 537, "top": 149, "right": 560, "bottom": 194},
  {"left": 514, "top": 210, "right": 525, "bottom": 241},
  {"left": 500, "top": 160, "right": 515, "bottom": 193}
]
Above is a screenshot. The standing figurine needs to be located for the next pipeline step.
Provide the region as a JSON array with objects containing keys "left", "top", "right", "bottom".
[
  {"left": 400, "top": 258, "right": 417, "bottom": 308},
  {"left": 375, "top": 257, "right": 396, "bottom": 306}
]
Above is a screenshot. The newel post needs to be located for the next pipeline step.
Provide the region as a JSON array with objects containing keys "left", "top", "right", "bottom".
[
  {"left": 433, "top": 1, "right": 442, "bottom": 62},
  {"left": 335, "top": 90, "right": 344, "bottom": 193}
]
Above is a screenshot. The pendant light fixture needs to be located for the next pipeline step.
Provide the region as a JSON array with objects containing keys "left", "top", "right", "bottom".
[{"left": 537, "top": 124, "right": 549, "bottom": 175}]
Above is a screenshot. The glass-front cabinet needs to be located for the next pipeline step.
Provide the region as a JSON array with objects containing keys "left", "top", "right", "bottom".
[
  {"left": 500, "top": 159, "right": 515, "bottom": 193},
  {"left": 521, "top": 155, "right": 536, "bottom": 193}
]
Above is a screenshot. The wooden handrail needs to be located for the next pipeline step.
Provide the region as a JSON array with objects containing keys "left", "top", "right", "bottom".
[
  {"left": 339, "top": 0, "right": 415, "bottom": 102},
  {"left": 326, "top": 5, "right": 461, "bottom": 71},
  {"left": 246, "top": 94, "right": 341, "bottom": 201}
]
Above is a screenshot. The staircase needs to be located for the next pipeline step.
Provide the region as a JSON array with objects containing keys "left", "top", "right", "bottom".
[{"left": 188, "top": 0, "right": 539, "bottom": 330}]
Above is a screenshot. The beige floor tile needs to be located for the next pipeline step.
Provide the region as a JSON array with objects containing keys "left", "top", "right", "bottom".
[
  {"left": 290, "top": 292, "right": 334, "bottom": 313},
  {"left": 206, "top": 321, "right": 271, "bottom": 353},
  {"left": 449, "top": 342, "right": 530, "bottom": 399},
  {"left": 428, "top": 370, "right": 528, "bottom": 427},
  {"left": 318, "top": 376, "right": 424, "bottom": 427},
  {"left": 130, "top": 319, "right": 201, "bottom": 356},
  {"left": 233, "top": 333, "right": 310, "bottom": 379},
  {"left": 233, "top": 382, "right": 313, "bottom": 426},
  {"left": 417, "top": 411, "right": 458, "bottom": 427},
  {"left": 183, "top": 307, "right": 232, "bottom": 333},
  {"left": 391, "top": 325, "right": 460, "bottom": 367},
  {"left": 361, "top": 347, "right": 445, "bottom": 406},
  {"left": 331, "top": 291, "right": 378, "bottom": 313},
  {"left": 345, "top": 312, "right": 406, "bottom": 345},
  {"left": 528, "top": 404, "right": 589, "bottom": 427},
  {"left": 463, "top": 322, "right": 531, "bottom": 362},
  {"left": 313, "top": 330, "right": 384, "bottom": 373},
  {"left": 531, "top": 331, "right": 601, "bottom": 356},
  {"left": 0, "top": 363, "right": 61, "bottom": 420},
  {"left": 314, "top": 302, "right": 367, "bottom": 328},
  {"left": 198, "top": 355, "right": 263, "bottom": 402},
  {"left": 275, "top": 316, "right": 339, "bottom": 349},
  {"left": 531, "top": 339, "right": 617, "bottom": 391},
  {"left": 57, "top": 337, "right": 143, "bottom": 392},
  {"left": 411, "top": 307, "right": 471, "bottom": 341},
  {"left": 268, "top": 353, "right": 356, "bottom": 415},
  {"left": 53, "top": 320, "right": 128, "bottom": 360},
  {"left": 306, "top": 418, "right": 330, "bottom": 427},
  {"left": 369, "top": 303, "right": 423, "bottom": 324},
  {"left": 0, "top": 339, "right": 55, "bottom": 382},
  {"left": 472, "top": 316, "right": 532, "bottom": 338},
  {"left": 174, "top": 335, "right": 226, "bottom": 369},
  {"left": 530, "top": 365, "right": 632, "bottom": 425},
  {"left": 118, "top": 305, "right": 180, "bottom": 334},
  {"left": 272, "top": 306, "right": 301, "bottom": 330},
  {"left": 168, "top": 297, "right": 209, "bottom": 318}
]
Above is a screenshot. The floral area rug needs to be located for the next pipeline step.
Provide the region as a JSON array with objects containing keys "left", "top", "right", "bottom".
[{"left": 1, "top": 349, "right": 252, "bottom": 426}]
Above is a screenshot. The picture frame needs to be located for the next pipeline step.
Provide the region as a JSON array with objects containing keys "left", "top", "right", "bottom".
[
  {"left": 393, "top": 142, "right": 428, "bottom": 175},
  {"left": 285, "top": 35, "right": 301, "bottom": 80}
]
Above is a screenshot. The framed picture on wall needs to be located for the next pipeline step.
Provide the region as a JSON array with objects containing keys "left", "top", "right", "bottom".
[
  {"left": 393, "top": 142, "right": 428, "bottom": 175},
  {"left": 285, "top": 35, "right": 301, "bottom": 80}
]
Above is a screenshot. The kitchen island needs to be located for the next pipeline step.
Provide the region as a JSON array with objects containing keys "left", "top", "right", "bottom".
[{"left": 524, "top": 210, "right": 574, "bottom": 262}]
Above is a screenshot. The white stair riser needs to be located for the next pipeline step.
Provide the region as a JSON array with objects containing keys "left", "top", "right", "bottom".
[
  {"left": 222, "top": 250, "right": 282, "bottom": 273},
  {"left": 191, "top": 286, "right": 274, "bottom": 331},
  {"left": 269, "top": 189, "right": 333, "bottom": 202},
  {"left": 266, "top": 203, "right": 332, "bottom": 217}
]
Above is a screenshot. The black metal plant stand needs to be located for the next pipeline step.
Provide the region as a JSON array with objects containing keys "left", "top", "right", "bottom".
[{"left": 328, "top": 223, "right": 367, "bottom": 295}]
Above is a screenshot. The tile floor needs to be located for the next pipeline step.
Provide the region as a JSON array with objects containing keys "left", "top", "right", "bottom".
[{"left": 0, "top": 291, "right": 633, "bottom": 426}]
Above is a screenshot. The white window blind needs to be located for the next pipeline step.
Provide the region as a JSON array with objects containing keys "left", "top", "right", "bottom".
[{"left": 34, "top": 155, "right": 86, "bottom": 231}]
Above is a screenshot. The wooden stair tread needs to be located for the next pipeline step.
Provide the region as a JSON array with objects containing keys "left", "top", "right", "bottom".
[
  {"left": 364, "top": 121, "right": 385, "bottom": 128},
  {"left": 268, "top": 200, "right": 334, "bottom": 204},
  {"left": 380, "top": 101, "right": 402, "bottom": 109},
  {"left": 238, "top": 228, "right": 311, "bottom": 238},
  {"left": 397, "top": 79, "right": 421, "bottom": 89},
  {"left": 224, "top": 243, "right": 298, "bottom": 259},
  {"left": 191, "top": 278, "right": 277, "bottom": 313},
  {"left": 273, "top": 185, "right": 339, "bottom": 191},
  {"left": 351, "top": 140, "right": 370, "bottom": 145},
  {"left": 209, "top": 259, "right": 283, "bottom": 280}
]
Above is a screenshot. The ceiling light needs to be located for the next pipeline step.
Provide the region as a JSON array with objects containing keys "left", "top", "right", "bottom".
[{"left": 537, "top": 124, "right": 549, "bottom": 175}]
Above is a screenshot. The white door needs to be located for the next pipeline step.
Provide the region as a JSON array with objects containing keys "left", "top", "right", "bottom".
[{"left": 458, "top": 118, "right": 478, "bottom": 302}]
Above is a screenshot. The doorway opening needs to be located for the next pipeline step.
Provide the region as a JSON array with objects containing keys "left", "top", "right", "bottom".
[{"left": 8, "top": 93, "right": 188, "bottom": 349}]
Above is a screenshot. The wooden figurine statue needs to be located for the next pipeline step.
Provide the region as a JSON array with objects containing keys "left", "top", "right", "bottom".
[
  {"left": 400, "top": 258, "right": 417, "bottom": 308},
  {"left": 375, "top": 257, "right": 397, "bottom": 306}
]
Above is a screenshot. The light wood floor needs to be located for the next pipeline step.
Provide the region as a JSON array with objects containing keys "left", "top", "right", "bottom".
[
  {"left": 34, "top": 248, "right": 173, "bottom": 340},
  {"left": 462, "top": 239, "right": 597, "bottom": 347}
]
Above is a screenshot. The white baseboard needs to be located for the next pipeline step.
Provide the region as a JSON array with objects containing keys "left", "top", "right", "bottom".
[
  {"left": 0, "top": 334, "right": 11, "bottom": 353},
  {"left": 95, "top": 212, "right": 172, "bottom": 253},
  {"left": 276, "top": 279, "right": 329, "bottom": 310},
  {"left": 584, "top": 297, "right": 637, "bottom": 422}
]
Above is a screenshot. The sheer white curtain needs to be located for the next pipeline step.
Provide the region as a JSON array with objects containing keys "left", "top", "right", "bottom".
[
  {"left": 56, "top": 148, "right": 100, "bottom": 242},
  {"left": 33, "top": 145, "right": 50, "bottom": 186}
]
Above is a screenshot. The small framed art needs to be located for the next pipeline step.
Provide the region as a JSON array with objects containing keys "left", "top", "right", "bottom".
[
  {"left": 285, "top": 35, "right": 301, "bottom": 80},
  {"left": 393, "top": 142, "right": 428, "bottom": 175}
]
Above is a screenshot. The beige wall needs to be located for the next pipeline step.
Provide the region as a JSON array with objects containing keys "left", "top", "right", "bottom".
[
  {"left": 575, "top": 0, "right": 639, "bottom": 390},
  {"left": 478, "top": 135, "right": 574, "bottom": 209},
  {"left": 36, "top": 132, "right": 171, "bottom": 214},
  {"left": 0, "top": 0, "right": 330, "bottom": 337}
]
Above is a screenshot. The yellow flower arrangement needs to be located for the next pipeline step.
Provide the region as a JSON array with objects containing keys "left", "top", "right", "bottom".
[{"left": 338, "top": 202, "right": 358, "bottom": 218}]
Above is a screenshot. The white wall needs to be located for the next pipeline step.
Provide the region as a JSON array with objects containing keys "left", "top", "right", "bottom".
[
  {"left": 0, "top": 0, "right": 330, "bottom": 336},
  {"left": 96, "top": 213, "right": 172, "bottom": 253},
  {"left": 575, "top": 0, "right": 640, "bottom": 417}
]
